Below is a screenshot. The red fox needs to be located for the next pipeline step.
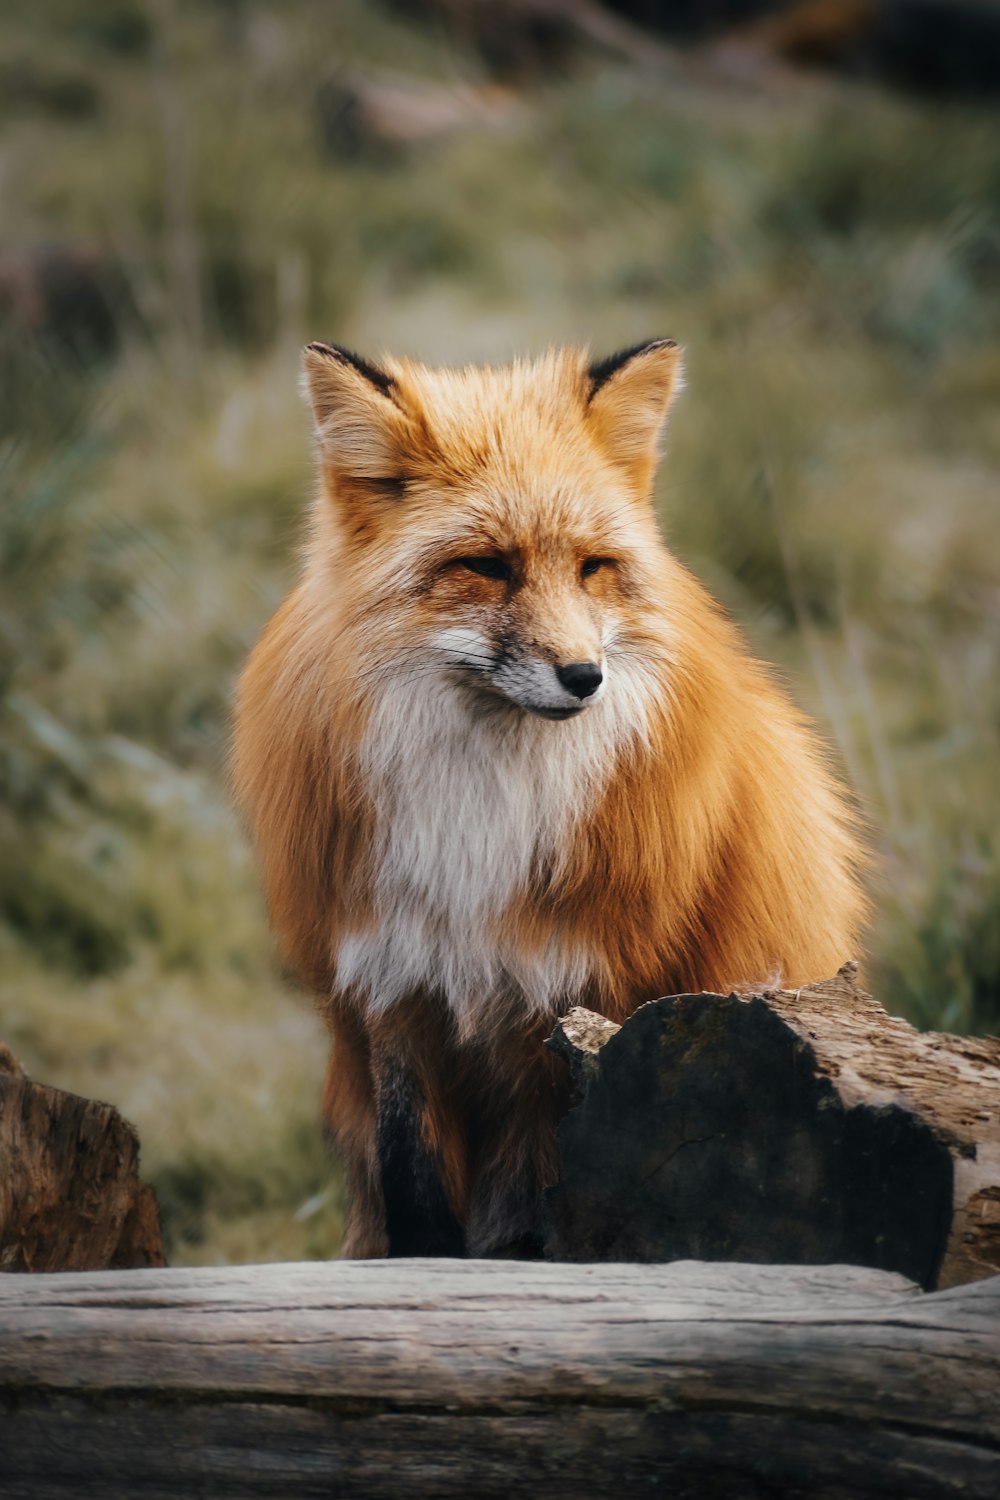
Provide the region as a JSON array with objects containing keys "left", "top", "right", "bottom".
[{"left": 233, "top": 339, "right": 866, "bottom": 1258}]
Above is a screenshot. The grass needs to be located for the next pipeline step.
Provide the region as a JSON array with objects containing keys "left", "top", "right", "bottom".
[{"left": 1, "top": 0, "right": 998, "bottom": 1262}]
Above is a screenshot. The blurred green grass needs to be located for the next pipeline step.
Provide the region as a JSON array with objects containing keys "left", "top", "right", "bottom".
[{"left": 1, "top": 0, "right": 998, "bottom": 1263}]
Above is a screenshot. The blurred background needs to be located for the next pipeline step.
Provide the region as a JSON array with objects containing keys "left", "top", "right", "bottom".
[{"left": 1, "top": 0, "right": 998, "bottom": 1265}]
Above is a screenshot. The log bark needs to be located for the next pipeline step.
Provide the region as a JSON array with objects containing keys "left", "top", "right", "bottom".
[
  {"left": 0, "top": 1048, "right": 164, "bottom": 1272},
  {"left": 1, "top": 1257, "right": 998, "bottom": 1499},
  {"left": 545, "top": 963, "right": 1000, "bottom": 1290}
]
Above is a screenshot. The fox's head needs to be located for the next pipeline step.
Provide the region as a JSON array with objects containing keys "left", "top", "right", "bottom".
[{"left": 302, "top": 341, "right": 682, "bottom": 722}]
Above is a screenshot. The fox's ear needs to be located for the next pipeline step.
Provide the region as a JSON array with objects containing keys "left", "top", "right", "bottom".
[
  {"left": 302, "top": 342, "right": 409, "bottom": 478},
  {"left": 585, "top": 339, "right": 683, "bottom": 485}
]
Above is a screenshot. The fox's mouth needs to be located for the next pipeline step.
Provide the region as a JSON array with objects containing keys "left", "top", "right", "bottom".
[
  {"left": 458, "top": 678, "right": 593, "bottom": 723},
  {"left": 452, "top": 674, "right": 594, "bottom": 721},
  {"left": 462, "top": 682, "right": 592, "bottom": 720},
  {"left": 525, "top": 702, "right": 589, "bottom": 721}
]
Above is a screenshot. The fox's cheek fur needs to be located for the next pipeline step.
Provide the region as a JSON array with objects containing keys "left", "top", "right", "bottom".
[{"left": 430, "top": 619, "right": 611, "bottom": 719}]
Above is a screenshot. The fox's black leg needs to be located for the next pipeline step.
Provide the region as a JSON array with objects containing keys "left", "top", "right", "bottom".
[{"left": 375, "top": 1054, "right": 466, "bottom": 1258}]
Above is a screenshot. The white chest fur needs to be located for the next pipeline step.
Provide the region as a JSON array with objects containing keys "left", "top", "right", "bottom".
[{"left": 334, "top": 665, "right": 648, "bottom": 1035}]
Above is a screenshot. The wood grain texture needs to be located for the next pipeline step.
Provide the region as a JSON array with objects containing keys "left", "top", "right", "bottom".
[
  {"left": 546, "top": 964, "right": 1000, "bottom": 1290},
  {"left": 767, "top": 965, "right": 1000, "bottom": 1288},
  {"left": 0, "top": 1057, "right": 164, "bottom": 1273},
  {"left": 1, "top": 1258, "right": 998, "bottom": 1498}
]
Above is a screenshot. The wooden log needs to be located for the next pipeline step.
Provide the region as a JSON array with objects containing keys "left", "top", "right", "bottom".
[
  {"left": 1, "top": 1258, "right": 998, "bottom": 1499},
  {"left": 545, "top": 963, "right": 1000, "bottom": 1290},
  {"left": 0, "top": 1047, "right": 164, "bottom": 1273}
]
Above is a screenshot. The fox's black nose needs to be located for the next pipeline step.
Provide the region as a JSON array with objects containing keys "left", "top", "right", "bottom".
[{"left": 556, "top": 661, "right": 604, "bottom": 700}]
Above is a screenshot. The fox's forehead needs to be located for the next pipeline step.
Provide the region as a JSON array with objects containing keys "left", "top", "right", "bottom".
[
  {"left": 389, "top": 347, "right": 588, "bottom": 416},
  {"left": 387, "top": 348, "right": 597, "bottom": 478},
  {"left": 403, "top": 468, "right": 645, "bottom": 558}
]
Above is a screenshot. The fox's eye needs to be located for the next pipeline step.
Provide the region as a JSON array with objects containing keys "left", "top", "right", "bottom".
[
  {"left": 457, "top": 556, "right": 512, "bottom": 582},
  {"left": 581, "top": 557, "right": 615, "bottom": 579}
]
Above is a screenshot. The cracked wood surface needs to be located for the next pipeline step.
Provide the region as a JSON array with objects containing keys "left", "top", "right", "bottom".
[
  {"left": 546, "top": 964, "right": 1000, "bottom": 1289},
  {"left": 767, "top": 966, "right": 1000, "bottom": 1288},
  {"left": 1, "top": 1258, "right": 999, "bottom": 1499}
]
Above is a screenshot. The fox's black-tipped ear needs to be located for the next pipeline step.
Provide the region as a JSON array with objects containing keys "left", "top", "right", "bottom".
[
  {"left": 302, "top": 342, "right": 408, "bottom": 477},
  {"left": 587, "top": 339, "right": 678, "bottom": 395},
  {"left": 305, "top": 342, "right": 396, "bottom": 406},
  {"left": 586, "top": 339, "right": 683, "bottom": 485}
]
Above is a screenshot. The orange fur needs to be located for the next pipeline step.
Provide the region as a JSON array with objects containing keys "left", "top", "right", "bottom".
[{"left": 232, "top": 340, "right": 867, "bottom": 1257}]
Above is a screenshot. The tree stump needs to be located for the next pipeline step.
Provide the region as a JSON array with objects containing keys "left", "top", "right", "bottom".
[
  {"left": 545, "top": 963, "right": 1000, "bottom": 1289},
  {"left": 0, "top": 1045, "right": 164, "bottom": 1273}
]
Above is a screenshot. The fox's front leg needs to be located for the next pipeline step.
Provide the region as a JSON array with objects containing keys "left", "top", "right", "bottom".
[
  {"left": 463, "top": 1023, "right": 572, "bottom": 1258},
  {"left": 373, "top": 1043, "right": 467, "bottom": 1257},
  {"left": 324, "top": 1003, "right": 469, "bottom": 1257}
]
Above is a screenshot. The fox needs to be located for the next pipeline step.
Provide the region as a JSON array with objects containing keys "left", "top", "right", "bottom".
[{"left": 232, "top": 338, "right": 867, "bottom": 1259}]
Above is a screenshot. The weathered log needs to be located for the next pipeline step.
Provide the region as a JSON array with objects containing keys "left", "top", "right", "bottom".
[
  {"left": 1, "top": 1258, "right": 998, "bottom": 1499},
  {"left": 545, "top": 963, "right": 1000, "bottom": 1290},
  {"left": 0, "top": 1047, "right": 164, "bottom": 1273}
]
